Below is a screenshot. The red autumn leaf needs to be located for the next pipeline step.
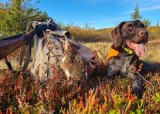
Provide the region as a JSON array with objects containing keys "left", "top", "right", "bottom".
[
  {"left": 129, "top": 95, "right": 134, "bottom": 102},
  {"left": 29, "top": 89, "right": 33, "bottom": 94}
]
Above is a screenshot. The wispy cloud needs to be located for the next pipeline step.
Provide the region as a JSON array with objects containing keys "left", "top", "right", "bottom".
[
  {"left": 125, "top": 4, "right": 160, "bottom": 14},
  {"left": 140, "top": 5, "right": 160, "bottom": 12}
]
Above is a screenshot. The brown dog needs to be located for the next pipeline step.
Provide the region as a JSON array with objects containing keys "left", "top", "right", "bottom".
[{"left": 105, "top": 20, "right": 154, "bottom": 98}]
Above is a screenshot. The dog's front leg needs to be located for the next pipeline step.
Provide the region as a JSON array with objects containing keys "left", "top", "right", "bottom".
[
  {"left": 128, "top": 72, "right": 143, "bottom": 98},
  {"left": 105, "top": 58, "right": 121, "bottom": 79}
]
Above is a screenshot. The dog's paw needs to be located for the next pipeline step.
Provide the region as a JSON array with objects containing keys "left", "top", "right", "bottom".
[{"left": 131, "top": 87, "right": 143, "bottom": 98}]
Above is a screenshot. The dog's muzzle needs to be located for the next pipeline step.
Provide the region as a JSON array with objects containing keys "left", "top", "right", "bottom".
[{"left": 137, "top": 28, "right": 148, "bottom": 38}]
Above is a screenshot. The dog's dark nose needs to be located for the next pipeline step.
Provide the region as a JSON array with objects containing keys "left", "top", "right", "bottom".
[{"left": 138, "top": 29, "right": 147, "bottom": 38}]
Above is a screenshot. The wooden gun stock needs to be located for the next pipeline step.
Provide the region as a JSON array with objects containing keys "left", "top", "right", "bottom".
[{"left": 0, "top": 30, "right": 35, "bottom": 60}]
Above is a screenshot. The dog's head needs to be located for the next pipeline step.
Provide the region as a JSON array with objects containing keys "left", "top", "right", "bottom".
[{"left": 111, "top": 20, "right": 148, "bottom": 57}]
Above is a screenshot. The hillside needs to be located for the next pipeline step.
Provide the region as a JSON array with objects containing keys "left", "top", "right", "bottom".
[{"left": 67, "top": 26, "right": 160, "bottom": 43}]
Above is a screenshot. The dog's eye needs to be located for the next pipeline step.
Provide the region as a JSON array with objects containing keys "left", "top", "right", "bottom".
[{"left": 127, "top": 24, "right": 133, "bottom": 32}]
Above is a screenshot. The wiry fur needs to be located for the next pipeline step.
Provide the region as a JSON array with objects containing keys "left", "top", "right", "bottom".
[{"left": 105, "top": 20, "right": 154, "bottom": 98}]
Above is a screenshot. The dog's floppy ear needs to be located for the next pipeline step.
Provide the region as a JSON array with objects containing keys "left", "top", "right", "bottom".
[{"left": 111, "top": 22, "right": 125, "bottom": 48}]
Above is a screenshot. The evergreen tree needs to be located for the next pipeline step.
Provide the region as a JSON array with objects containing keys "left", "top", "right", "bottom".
[
  {"left": 131, "top": 4, "right": 151, "bottom": 27},
  {"left": 131, "top": 4, "right": 142, "bottom": 20},
  {"left": 0, "top": 0, "right": 49, "bottom": 37},
  {"left": 142, "top": 19, "right": 151, "bottom": 27}
]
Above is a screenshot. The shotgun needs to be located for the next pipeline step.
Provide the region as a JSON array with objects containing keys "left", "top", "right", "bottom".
[{"left": 0, "top": 23, "right": 56, "bottom": 71}]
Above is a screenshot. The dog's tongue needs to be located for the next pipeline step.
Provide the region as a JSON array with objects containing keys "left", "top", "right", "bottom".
[
  {"left": 134, "top": 43, "right": 145, "bottom": 57},
  {"left": 126, "top": 40, "right": 145, "bottom": 57}
]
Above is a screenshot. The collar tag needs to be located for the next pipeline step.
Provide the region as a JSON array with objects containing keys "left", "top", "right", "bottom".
[{"left": 122, "top": 46, "right": 134, "bottom": 54}]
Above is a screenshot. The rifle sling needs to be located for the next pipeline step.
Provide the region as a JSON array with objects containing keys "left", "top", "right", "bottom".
[
  {"left": 4, "top": 57, "right": 13, "bottom": 71},
  {"left": 21, "top": 44, "right": 31, "bottom": 71}
]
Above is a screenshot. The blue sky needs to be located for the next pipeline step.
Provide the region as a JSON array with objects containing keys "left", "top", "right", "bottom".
[
  {"left": 37, "top": 0, "right": 160, "bottom": 29},
  {"left": 1, "top": 0, "right": 160, "bottom": 29}
]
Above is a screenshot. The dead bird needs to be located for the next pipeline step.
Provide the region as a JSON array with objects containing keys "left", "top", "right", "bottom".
[{"left": 60, "top": 40, "right": 88, "bottom": 81}]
